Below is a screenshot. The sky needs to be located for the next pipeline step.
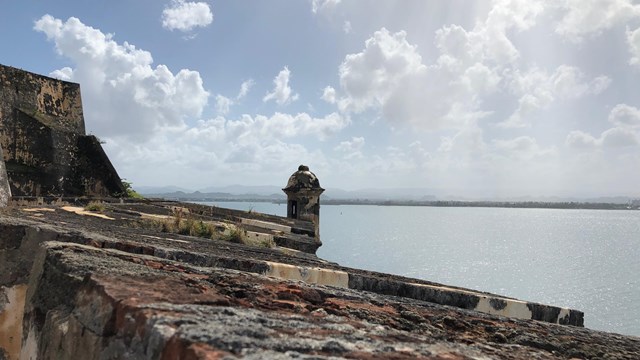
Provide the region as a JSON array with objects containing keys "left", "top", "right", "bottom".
[{"left": 1, "top": 0, "right": 640, "bottom": 198}]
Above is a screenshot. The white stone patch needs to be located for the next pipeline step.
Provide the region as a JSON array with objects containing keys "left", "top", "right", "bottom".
[
  {"left": 241, "top": 218, "right": 291, "bottom": 234},
  {"left": 557, "top": 307, "right": 571, "bottom": 324},
  {"left": 475, "top": 297, "right": 533, "bottom": 320},
  {"left": 61, "top": 206, "right": 115, "bottom": 220},
  {"left": 0, "top": 284, "right": 28, "bottom": 360},
  {"left": 19, "top": 326, "right": 38, "bottom": 360},
  {"left": 264, "top": 262, "right": 349, "bottom": 288},
  {"left": 245, "top": 231, "right": 274, "bottom": 244},
  {"left": 408, "top": 282, "right": 537, "bottom": 321}
]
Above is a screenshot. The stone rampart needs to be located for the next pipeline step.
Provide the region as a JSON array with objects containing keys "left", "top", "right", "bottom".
[
  {"left": 2, "top": 202, "right": 639, "bottom": 359},
  {"left": 0, "top": 64, "right": 124, "bottom": 199}
]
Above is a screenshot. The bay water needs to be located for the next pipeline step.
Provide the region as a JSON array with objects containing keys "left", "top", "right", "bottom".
[{"left": 203, "top": 201, "right": 640, "bottom": 337}]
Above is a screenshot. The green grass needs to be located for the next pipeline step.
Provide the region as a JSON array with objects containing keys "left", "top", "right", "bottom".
[
  {"left": 154, "top": 211, "right": 274, "bottom": 248},
  {"left": 84, "top": 201, "right": 106, "bottom": 212}
]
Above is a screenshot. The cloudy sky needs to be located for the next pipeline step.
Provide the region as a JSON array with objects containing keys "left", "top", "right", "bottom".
[{"left": 2, "top": 0, "right": 640, "bottom": 197}]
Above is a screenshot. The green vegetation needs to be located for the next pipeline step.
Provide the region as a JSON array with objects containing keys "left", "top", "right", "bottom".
[
  {"left": 121, "top": 180, "right": 144, "bottom": 199},
  {"left": 84, "top": 201, "right": 106, "bottom": 212},
  {"left": 153, "top": 210, "right": 274, "bottom": 248},
  {"left": 220, "top": 223, "right": 245, "bottom": 243},
  {"left": 160, "top": 209, "right": 217, "bottom": 238}
]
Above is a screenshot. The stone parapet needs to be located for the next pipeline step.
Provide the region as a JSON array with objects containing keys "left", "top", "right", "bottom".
[{"left": 2, "top": 203, "right": 638, "bottom": 359}]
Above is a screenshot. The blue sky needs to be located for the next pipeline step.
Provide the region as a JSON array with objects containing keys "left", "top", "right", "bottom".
[{"left": 1, "top": 0, "right": 640, "bottom": 197}]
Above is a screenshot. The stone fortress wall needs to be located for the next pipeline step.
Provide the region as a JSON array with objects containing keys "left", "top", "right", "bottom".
[{"left": 0, "top": 64, "right": 124, "bottom": 203}]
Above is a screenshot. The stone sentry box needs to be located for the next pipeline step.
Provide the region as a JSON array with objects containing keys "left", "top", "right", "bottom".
[
  {"left": 0, "top": 64, "right": 125, "bottom": 199},
  {"left": 283, "top": 165, "right": 325, "bottom": 241}
]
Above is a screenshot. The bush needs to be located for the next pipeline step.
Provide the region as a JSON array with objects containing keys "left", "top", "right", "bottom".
[
  {"left": 84, "top": 201, "right": 106, "bottom": 212},
  {"left": 120, "top": 180, "right": 144, "bottom": 199},
  {"left": 154, "top": 212, "right": 274, "bottom": 249}
]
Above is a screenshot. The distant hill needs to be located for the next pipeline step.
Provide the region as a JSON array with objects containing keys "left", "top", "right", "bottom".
[
  {"left": 136, "top": 185, "right": 193, "bottom": 194},
  {"left": 138, "top": 184, "right": 637, "bottom": 205}
]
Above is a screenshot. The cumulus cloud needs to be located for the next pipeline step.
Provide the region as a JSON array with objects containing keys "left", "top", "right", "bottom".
[
  {"left": 263, "top": 67, "right": 299, "bottom": 105},
  {"left": 334, "top": 136, "right": 365, "bottom": 159},
  {"left": 609, "top": 103, "right": 640, "bottom": 127},
  {"left": 335, "top": 0, "right": 554, "bottom": 131},
  {"left": 566, "top": 130, "right": 600, "bottom": 149},
  {"left": 162, "top": 0, "right": 213, "bottom": 32},
  {"left": 34, "top": 15, "right": 351, "bottom": 189},
  {"left": 499, "top": 65, "right": 610, "bottom": 128},
  {"left": 321, "top": 86, "right": 336, "bottom": 104},
  {"left": 600, "top": 127, "right": 639, "bottom": 147},
  {"left": 492, "top": 136, "right": 556, "bottom": 160},
  {"left": 49, "top": 67, "right": 73, "bottom": 81},
  {"left": 627, "top": 26, "right": 640, "bottom": 66},
  {"left": 34, "top": 15, "right": 209, "bottom": 139},
  {"left": 311, "top": 0, "right": 341, "bottom": 14},
  {"left": 215, "top": 95, "right": 232, "bottom": 115},
  {"left": 437, "top": 124, "right": 486, "bottom": 158},
  {"left": 567, "top": 103, "right": 640, "bottom": 149},
  {"left": 555, "top": 0, "right": 640, "bottom": 42},
  {"left": 237, "top": 79, "right": 255, "bottom": 100}
]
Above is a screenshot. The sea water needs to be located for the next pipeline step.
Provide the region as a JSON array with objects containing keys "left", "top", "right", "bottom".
[{"left": 202, "top": 201, "right": 640, "bottom": 336}]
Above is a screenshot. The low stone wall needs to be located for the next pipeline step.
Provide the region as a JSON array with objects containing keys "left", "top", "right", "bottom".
[{"left": 1, "top": 206, "right": 639, "bottom": 359}]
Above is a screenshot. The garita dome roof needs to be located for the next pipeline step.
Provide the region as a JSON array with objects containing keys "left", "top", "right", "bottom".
[{"left": 283, "top": 165, "right": 324, "bottom": 192}]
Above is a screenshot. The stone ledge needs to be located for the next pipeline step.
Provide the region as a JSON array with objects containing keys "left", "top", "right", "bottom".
[
  {"left": 8, "top": 241, "right": 640, "bottom": 359},
  {"left": 2, "top": 207, "right": 639, "bottom": 359}
]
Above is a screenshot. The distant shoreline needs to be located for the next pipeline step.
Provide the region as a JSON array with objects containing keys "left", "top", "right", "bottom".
[{"left": 155, "top": 197, "right": 639, "bottom": 210}]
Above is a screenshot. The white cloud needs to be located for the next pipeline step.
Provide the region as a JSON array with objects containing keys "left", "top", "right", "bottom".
[
  {"left": 434, "top": 0, "right": 544, "bottom": 66},
  {"left": 492, "top": 136, "right": 556, "bottom": 160},
  {"left": 34, "top": 15, "right": 209, "bottom": 139},
  {"left": 237, "top": 79, "right": 255, "bottom": 100},
  {"left": 600, "top": 127, "right": 639, "bottom": 147},
  {"left": 162, "top": 0, "right": 213, "bottom": 32},
  {"left": 34, "top": 15, "right": 351, "bottom": 189},
  {"left": 321, "top": 86, "right": 337, "bottom": 104},
  {"left": 437, "top": 124, "right": 487, "bottom": 157},
  {"left": 609, "top": 103, "right": 640, "bottom": 127},
  {"left": 627, "top": 26, "right": 640, "bottom": 66},
  {"left": 555, "top": 0, "right": 640, "bottom": 42},
  {"left": 567, "top": 104, "right": 640, "bottom": 149},
  {"left": 49, "top": 67, "right": 73, "bottom": 81},
  {"left": 110, "top": 111, "right": 347, "bottom": 169},
  {"left": 566, "top": 130, "right": 600, "bottom": 149},
  {"left": 568, "top": 127, "right": 639, "bottom": 149},
  {"left": 500, "top": 65, "right": 610, "bottom": 128},
  {"left": 343, "top": 21, "right": 352, "bottom": 34},
  {"left": 311, "top": 0, "right": 341, "bottom": 14},
  {"left": 335, "top": 136, "right": 365, "bottom": 159},
  {"left": 263, "top": 66, "right": 299, "bottom": 105},
  {"left": 335, "top": 0, "right": 551, "bottom": 131},
  {"left": 215, "top": 95, "right": 232, "bottom": 115},
  {"left": 214, "top": 80, "right": 255, "bottom": 115}
]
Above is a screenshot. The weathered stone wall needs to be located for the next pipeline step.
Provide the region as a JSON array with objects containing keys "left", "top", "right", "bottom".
[
  {"left": 0, "top": 64, "right": 125, "bottom": 198},
  {"left": 0, "top": 65, "right": 84, "bottom": 134}
]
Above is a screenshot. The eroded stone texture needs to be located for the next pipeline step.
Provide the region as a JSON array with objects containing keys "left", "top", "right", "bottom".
[
  {"left": 0, "top": 64, "right": 125, "bottom": 199},
  {"left": 17, "top": 242, "right": 640, "bottom": 359},
  {"left": 1, "top": 204, "right": 639, "bottom": 359},
  {"left": 0, "top": 285, "right": 27, "bottom": 360}
]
